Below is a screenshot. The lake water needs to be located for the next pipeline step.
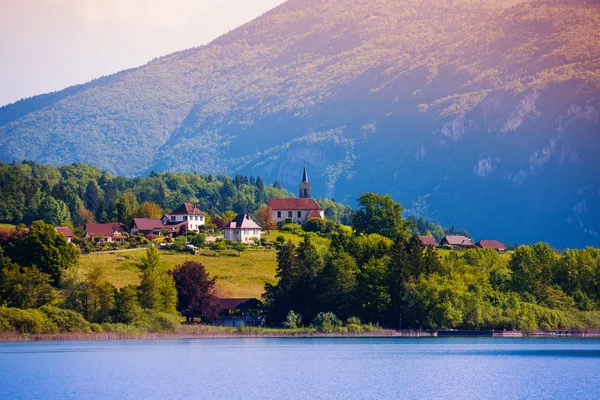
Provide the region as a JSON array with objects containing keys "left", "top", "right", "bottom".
[{"left": 1, "top": 337, "right": 599, "bottom": 399}]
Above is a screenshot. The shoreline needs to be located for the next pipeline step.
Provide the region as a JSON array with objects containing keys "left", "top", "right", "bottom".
[{"left": 2, "top": 329, "right": 599, "bottom": 342}]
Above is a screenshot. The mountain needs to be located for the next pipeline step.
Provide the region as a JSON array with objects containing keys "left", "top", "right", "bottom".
[{"left": 1, "top": 0, "right": 599, "bottom": 248}]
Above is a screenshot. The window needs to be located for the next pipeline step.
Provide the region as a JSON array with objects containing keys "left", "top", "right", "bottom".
[
  {"left": 171, "top": 216, "right": 176, "bottom": 222},
  {"left": 288, "top": 211, "right": 293, "bottom": 218},
  {"left": 297, "top": 211, "right": 302, "bottom": 218},
  {"left": 277, "top": 211, "right": 281, "bottom": 218},
  {"left": 183, "top": 216, "right": 188, "bottom": 221}
]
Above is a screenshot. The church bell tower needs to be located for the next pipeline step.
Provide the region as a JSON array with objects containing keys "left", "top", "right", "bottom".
[{"left": 299, "top": 165, "right": 311, "bottom": 198}]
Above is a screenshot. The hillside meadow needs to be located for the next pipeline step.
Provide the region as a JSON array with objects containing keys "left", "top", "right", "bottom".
[{"left": 77, "top": 232, "right": 507, "bottom": 299}]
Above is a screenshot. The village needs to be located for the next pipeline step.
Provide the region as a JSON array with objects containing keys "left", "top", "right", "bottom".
[{"left": 35, "top": 166, "right": 508, "bottom": 327}]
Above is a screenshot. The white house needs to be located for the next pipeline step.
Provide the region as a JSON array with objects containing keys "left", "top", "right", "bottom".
[
  {"left": 223, "top": 214, "right": 262, "bottom": 244},
  {"left": 267, "top": 166, "right": 324, "bottom": 224},
  {"left": 162, "top": 203, "right": 206, "bottom": 232}
]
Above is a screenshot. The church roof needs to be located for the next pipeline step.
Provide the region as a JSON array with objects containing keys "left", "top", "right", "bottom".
[
  {"left": 268, "top": 198, "right": 323, "bottom": 210},
  {"left": 302, "top": 165, "right": 309, "bottom": 183}
]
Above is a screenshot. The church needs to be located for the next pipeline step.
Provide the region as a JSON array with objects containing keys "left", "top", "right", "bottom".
[{"left": 267, "top": 166, "right": 324, "bottom": 224}]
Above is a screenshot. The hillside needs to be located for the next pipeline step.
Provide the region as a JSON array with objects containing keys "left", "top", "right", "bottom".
[{"left": 1, "top": 0, "right": 599, "bottom": 248}]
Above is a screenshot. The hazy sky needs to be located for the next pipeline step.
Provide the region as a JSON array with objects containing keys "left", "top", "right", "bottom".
[{"left": 0, "top": 0, "right": 286, "bottom": 106}]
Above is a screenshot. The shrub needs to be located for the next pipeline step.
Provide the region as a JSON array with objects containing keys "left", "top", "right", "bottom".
[
  {"left": 40, "top": 306, "right": 91, "bottom": 333},
  {"left": 89, "top": 323, "right": 103, "bottom": 333},
  {"left": 312, "top": 312, "right": 342, "bottom": 333},
  {"left": 281, "top": 224, "right": 304, "bottom": 234},
  {"left": 0, "top": 307, "right": 57, "bottom": 334},
  {"left": 283, "top": 310, "right": 303, "bottom": 329},
  {"left": 346, "top": 316, "right": 363, "bottom": 333},
  {"left": 132, "top": 310, "right": 180, "bottom": 332}
]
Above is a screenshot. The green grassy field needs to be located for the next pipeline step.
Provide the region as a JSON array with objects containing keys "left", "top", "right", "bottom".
[
  {"left": 79, "top": 248, "right": 280, "bottom": 298},
  {"left": 79, "top": 232, "right": 332, "bottom": 298}
]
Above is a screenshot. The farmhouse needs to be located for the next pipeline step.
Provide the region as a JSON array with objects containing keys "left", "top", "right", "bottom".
[
  {"left": 267, "top": 166, "right": 324, "bottom": 224},
  {"left": 440, "top": 235, "right": 475, "bottom": 249},
  {"left": 84, "top": 223, "right": 127, "bottom": 243},
  {"left": 161, "top": 203, "right": 206, "bottom": 232},
  {"left": 223, "top": 214, "right": 262, "bottom": 244},
  {"left": 55, "top": 226, "right": 73, "bottom": 243},
  {"left": 420, "top": 236, "right": 438, "bottom": 247},
  {"left": 476, "top": 240, "right": 507, "bottom": 253}
]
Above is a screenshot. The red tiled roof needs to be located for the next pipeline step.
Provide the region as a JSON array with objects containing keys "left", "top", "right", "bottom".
[
  {"left": 226, "top": 214, "right": 262, "bottom": 230},
  {"left": 420, "top": 236, "right": 437, "bottom": 246},
  {"left": 85, "top": 223, "right": 126, "bottom": 237},
  {"left": 267, "top": 198, "right": 323, "bottom": 211},
  {"left": 442, "top": 235, "right": 473, "bottom": 246},
  {"left": 55, "top": 226, "right": 73, "bottom": 238},
  {"left": 307, "top": 210, "right": 323, "bottom": 219},
  {"left": 169, "top": 203, "right": 205, "bottom": 216},
  {"left": 132, "top": 218, "right": 164, "bottom": 231},
  {"left": 476, "top": 240, "right": 507, "bottom": 250}
]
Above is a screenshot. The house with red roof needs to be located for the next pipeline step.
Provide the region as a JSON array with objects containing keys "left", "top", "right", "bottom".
[
  {"left": 267, "top": 166, "right": 324, "bottom": 224},
  {"left": 84, "top": 223, "right": 127, "bottom": 243},
  {"left": 420, "top": 236, "right": 438, "bottom": 247},
  {"left": 161, "top": 203, "right": 206, "bottom": 232},
  {"left": 223, "top": 214, "right": 263, "bottom": 243},
  {"left": 55, "top": 226, "right": 73, "bottom": 243},
  {"left": 440, "top": 235, "right": 475, "bottom": 249},
  {"left": 476, "top": 240, "right": 507, "bottom": 253}
]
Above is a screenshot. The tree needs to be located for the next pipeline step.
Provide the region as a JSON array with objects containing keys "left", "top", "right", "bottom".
[
  {"left": 318, "top": 251, "right": 359, "bottom": 319},
  {"left": 84, "top": 181, "right": 101, "bottom": 212},
  {"left": 231, "top": 242, "right": 246, "bottom": 257},
  {"left": 264, "top": 241, "right": 296, "bottom": 325},
  {"left": 4, "top": 220, "right": 78, "bottom": 286},
  {"left": 113, "top": 285, "right": 142, "bottom": 323},
  {"left": 254, "top": 204, "right": 277, "bottom": 232},
  {"left": 114, "top": 192, "right": 139, "bottom": 223},
  {"left": 171, "top": 261, "right": 219, "bottom": 322},
  {"left": 0, "top": 265, "right": 58, "bottom": 309},
  {"left": 137, "top": 248, "right": 178, "bottom": 314},
  {"left": 210, "top": 239, "right": 227, "bottom": 256},
  {"left": 352, "top": 193, "right": 407, "bottom": 239},
  {"left": 290, "top": 235, "right": 323, "bottom": 323},
  {"left": 73, "top": 207, "right": 95, "bottom": 227},
  {"left": 36, "top": 195, "right": 71, "bottom": 226},
  {"left": 134, "top": 201, "right": 164, "bottom": 219},
  {"left": 222, "top": 210, "right": 237, "bottom": 223}
]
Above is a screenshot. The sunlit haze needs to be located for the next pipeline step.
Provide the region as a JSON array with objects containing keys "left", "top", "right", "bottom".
[{"left": 0, "top": 0, "right": 286, "bottom": 106}]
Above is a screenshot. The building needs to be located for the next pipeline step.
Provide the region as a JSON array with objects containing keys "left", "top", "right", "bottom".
[
  {"left": 55, "top": 226, "right": 73, "bottom": 243},
  {"left": 84, "top": 223, "right": 127, "bottom": 243},
  {"left": 476, "top": 240, "right": 507, "bottom": 253},
  {"left": 223, "top": 214, "right": 262, "bottom": 243},
  {"left": 267, "top": 166, "right": 324, "bottom": 224},
  {"left": 420, "top": 236, "right": 438, "bottom": 247},
  {"left": 212, "top": 298, "right": 263, "bottom": 327},
  {"left": 162, "top": 203, "right": 206, "bottom": 232},
  {"left": 130, "top": 218, "right": 165, "bottom": 236},
  {"left": 440, "top": 235, "right": 475, "bottom": 250}
]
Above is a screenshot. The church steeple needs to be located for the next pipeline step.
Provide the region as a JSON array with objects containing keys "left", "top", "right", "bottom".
[{"left": 299, "top": 165, "right": 311, "bottom": 198}]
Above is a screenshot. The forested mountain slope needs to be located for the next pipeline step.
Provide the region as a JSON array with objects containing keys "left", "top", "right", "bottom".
[{"left": 1, "top": 0, "right": 599, "bottom": 247}]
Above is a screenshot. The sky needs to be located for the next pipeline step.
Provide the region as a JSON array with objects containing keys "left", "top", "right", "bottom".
[{"left": 0, "top": 0, "right": 286, "bottom": 107}]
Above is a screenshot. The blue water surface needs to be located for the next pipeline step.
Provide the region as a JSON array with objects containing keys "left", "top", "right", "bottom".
[{"left": 1, "top": 337, "right": 599, "bottom": 399}]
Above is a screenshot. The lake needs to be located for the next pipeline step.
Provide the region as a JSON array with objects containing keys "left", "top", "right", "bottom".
[{"left": 1, "top": 337, "right": 599, "bottom": 399}]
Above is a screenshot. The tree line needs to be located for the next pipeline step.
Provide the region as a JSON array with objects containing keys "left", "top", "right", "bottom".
[{"left": 263, "top": 195, "right": 600, "bottom": 332}]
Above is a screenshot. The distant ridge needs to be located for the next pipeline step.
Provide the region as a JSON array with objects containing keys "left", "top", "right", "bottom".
[{"left": 1, "top": 0, "right": 599, "bottom": 247}]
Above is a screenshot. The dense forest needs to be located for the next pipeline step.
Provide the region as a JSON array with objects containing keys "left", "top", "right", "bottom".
[
  {"left": 0, "top": 160, "right": 293, "bottom": 228},
  {"left": 1, "top": 0, "right": 599, "bottom": 247},
  {"left": 264, "top": 202, "right": 600, "bottom": 331}
]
